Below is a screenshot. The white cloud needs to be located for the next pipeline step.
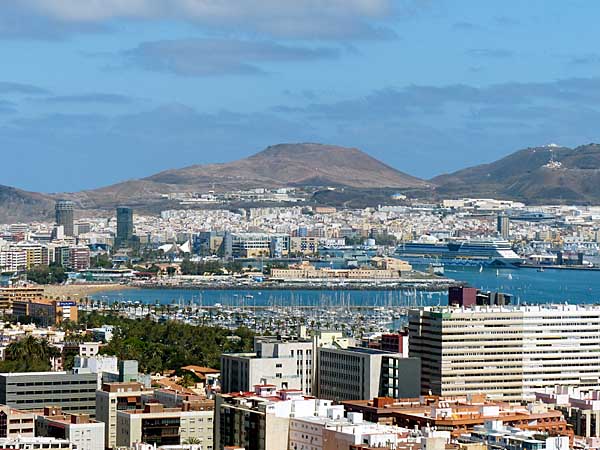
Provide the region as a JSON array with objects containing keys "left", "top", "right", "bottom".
[{"left": 10, "top": 0, "right": 399, "bottom": 39}]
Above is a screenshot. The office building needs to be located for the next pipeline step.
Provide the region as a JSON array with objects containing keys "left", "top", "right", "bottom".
[
  {"left": 0, "top": 371, "right": 97, "bottom": 415},
  {"left": 115, "top": 402, "right": 214, "bottom": 449},
  {"left": 497, "top": 213, "right": 510, "bottom": 239},
  {"left": 35, "top": 407, "right": 105, "bottom": 450},
  {"left": 0, "top": 405, "right": 35, "bottom": 438},
  {"left": 448, "top": 286, "right": 511, "bottom": 307},
  {"left": 53, "top": 246, "right": 71, "bottom": 268},
  {"left": 116, "top": 207, "right": 133, "bottom": 248},
  {"left": 221, "top": 336, "right": 314, "bottom": 394},
  {"left": 12, "top": 298, "right": 78, "bottom": 326},
  {"left": 230, "top": 233, "right": 290, "bottom": 258},
  {"left": 318, "top": 347, "right": 420, "bottom": 401},
  {"left": 409, "top": 304, "right": 600, "bottom": 400},
  {"left": 96, "top": 382, "right": 152, "bottom": 449},
  {"left": 73, "top": 354, "right": 119, "bottom": 388},
  {"left": 55, "top": 201, "right": 75, "bottom": 237},
  {"left": 0, "top": 286, "right": 44, "bottom": 311},
  {"left": 380, "top": 332, "right": 409, "bottom": 356}
]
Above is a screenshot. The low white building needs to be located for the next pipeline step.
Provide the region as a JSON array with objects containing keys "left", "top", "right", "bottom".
[
  {"left": 35, "top": 408, "right": 104, "bottom": 450},
  {"left": 289, "top": 409, "right": 414, "bottom": 450}
]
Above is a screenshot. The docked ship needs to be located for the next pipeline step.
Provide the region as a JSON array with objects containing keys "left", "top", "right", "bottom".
[{"left": 395, "top": 239, "right": 523, "bottom": 267}]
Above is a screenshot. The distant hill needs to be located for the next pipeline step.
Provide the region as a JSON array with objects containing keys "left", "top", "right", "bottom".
[
  {"left": 0, "top": 185, "right": 54, "bottom": 223},
  {"left": 432, "top": 143, "right": 600, "bottom": 204},
  {"left": 6, "top": 142, "right": 600, "bottom": 224},
  {"left": 146, "top": 143, "right": 426, "bottom": 189},
  {"left": 0, "top": 143, "right": 427, "bottom": 222}
]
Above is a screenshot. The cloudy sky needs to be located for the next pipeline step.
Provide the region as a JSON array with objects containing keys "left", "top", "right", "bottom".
[{"left": 2, "top": 0, "right": 600, "bottom": 192}]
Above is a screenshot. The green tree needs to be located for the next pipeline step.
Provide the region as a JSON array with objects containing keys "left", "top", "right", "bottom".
[
  {"left": 91, "top": 254, "right": 113, "bottom": 269},
  {"left": 180, "top": 373, "right": 196, "bottom": 388},
  {"left": 0, "top": 336, "right": 60, "bottom": 372},
  {"left": 82, "top": 312, "right": 254, "bottom": 373},
  {"left": 26, "top": 264, "right": 67, "bottom": 284}
]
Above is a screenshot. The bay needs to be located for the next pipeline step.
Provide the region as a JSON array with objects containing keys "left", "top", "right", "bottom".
[{"left": 90, "top": 266, "right": 600, "bottom": 306}]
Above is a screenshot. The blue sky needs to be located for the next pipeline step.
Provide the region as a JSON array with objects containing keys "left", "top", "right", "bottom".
[{"left": 2, "top": 0, "right": 600, "bottom": 192}]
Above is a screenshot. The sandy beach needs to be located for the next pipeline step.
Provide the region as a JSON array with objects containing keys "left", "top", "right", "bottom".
[{"left": 44, "top": 283, "right": 133, "bottom": 300}]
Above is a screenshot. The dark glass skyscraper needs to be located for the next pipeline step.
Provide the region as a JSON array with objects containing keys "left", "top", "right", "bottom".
[
  {"left": 116, "top": 207, "right": 133, "bottom": 248},
  {"left": 55, "top": 200, "right": 75, "bottom": 237}
]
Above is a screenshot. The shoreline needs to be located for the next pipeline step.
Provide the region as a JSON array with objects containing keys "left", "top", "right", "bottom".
[{"left": 45, "top": 283, "right": 136, "bottom": 299}]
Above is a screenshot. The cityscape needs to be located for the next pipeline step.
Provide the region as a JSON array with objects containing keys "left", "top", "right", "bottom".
[{"left": 2, "top": 2, "right": 600, "bottom": 450}]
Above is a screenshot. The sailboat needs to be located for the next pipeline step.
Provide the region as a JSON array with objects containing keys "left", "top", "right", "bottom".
[
  {"left": 496, "top": 269, "right": 499, "bottom": 277},
  {"left": 507, "top": 273, "right": 513, "bottom": 280},
  {"left": 479, "top": 265, "right": 483, "bottom": 273}
]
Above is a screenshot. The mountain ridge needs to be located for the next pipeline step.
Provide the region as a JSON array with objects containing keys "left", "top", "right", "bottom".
[
  {"left": 4, "top": 141, "right": 600, "bottom": 223},
  {"left": 432, "top": 143, "right": 600, "bottom": 203},
  {"left": 0, "top": 143, "right": 427, "bottom": 222}
]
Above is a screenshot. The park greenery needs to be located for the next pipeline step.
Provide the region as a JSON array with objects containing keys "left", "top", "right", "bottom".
[
  {"left": 81, "top": 312, "right": 255, "bottom": 374},
  {"left": 26, "top": 264, "right": 67, "bottom": 284}
]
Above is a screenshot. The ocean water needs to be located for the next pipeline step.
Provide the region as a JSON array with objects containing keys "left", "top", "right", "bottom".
[
  {"left": 90, "top": 266, "right": 600, "bottom": 306},
  {"left": 439, "top": 266, "right": 600, "bottom": 304}
]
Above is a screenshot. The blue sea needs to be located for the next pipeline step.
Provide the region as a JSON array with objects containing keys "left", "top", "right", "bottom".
[{"left": 90, "top": 266, "right": 600, "bottom": 307}]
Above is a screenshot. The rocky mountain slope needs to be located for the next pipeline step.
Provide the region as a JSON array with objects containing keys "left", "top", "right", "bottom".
[{"left": 432, "top": 143, "right": 600, "bottom": 204}]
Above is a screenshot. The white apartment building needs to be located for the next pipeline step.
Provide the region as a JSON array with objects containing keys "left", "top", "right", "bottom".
[
  {"left": 221, "top": 330, "right": 352, "bottom": 396},
  {"left": 0, "top": 437, "right": 75, "bottom": 450},
  {"left": 289, "top": 409, "right": 412, "bottom": 450},
  {"left": 221, "top": 337, "right": 314, "bottom": 394},
  {"left": 35, "top": 410, "right": 104, "bottom": 450},
  {"left": 409, "top": 304, "right": 600, "bottom": 400},
  {"left": 0, "top": 249, "right": 27, "bottom": 272}
]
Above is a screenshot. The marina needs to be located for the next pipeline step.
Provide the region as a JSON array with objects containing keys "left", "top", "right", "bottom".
[{"left": 86, "top": 265, "right": 600, "bottom": 336}]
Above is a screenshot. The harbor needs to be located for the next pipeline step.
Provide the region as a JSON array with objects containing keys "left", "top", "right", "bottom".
[{"left": 85, "top": 265, "right": 600, "bottom": 337}]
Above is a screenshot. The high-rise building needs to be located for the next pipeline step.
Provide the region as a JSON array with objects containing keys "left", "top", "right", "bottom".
[
  {"left": 409, "top": 304, "right": 600, "bottom": 401},
  {"left": 96, "top": 382, "right": 152, "bottom": 449},
  {"left": 69, "top": 246, "right": 91, "bottom": 270},
  {"left": 55, "top": 201, "right": 75, "bottom": 237},
  {"left": 116, "top": 207, "right": 133, "bottom": 248},
  {"left": 497, "top": 213, "right": 510, "bottom": 239}
]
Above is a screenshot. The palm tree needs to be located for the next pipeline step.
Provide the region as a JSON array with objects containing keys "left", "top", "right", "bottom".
[
  {"left": 183, "top": 437, "right": 201, "bottom": 445},
  {"left": 5, "top": 336, "right": 60, "bottom": 371}
]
